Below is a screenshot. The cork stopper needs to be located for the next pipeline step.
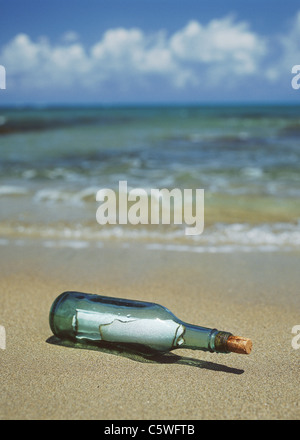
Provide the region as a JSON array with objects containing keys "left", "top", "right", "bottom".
[{"left": 226, "top": 335, "right": 252, "bottom": 355}]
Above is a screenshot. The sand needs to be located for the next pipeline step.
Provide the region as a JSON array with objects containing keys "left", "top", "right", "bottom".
[{"left": 0, "top": 240, "right": 299, "bottom": 420}]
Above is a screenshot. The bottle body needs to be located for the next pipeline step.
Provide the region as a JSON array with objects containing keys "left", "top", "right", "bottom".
[{"left": 49, "top": 291, "right": 232, "bottom": 353}]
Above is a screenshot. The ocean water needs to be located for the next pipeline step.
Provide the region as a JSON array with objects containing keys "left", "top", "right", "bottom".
[{"left": 0, "top": 104, "right": 300, "bottom": 252}]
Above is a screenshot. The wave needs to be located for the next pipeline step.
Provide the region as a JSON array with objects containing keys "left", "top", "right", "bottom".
[
  {"left": 0, "top": 221, "right": 299, "bottom": 252},
  {"left": 0, "top": 109, "right": 134, "bottom": 136},
  {"left": 279, "top": 122, "right": 300, "bottom": 137},
  {"left": 0, "top": 185, "right": 29, "bottom": 196},
  {"left": 32, "top": 186, "right": 100, "bottom": 203}
]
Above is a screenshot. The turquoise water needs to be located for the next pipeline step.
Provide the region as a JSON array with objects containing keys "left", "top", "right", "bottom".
[{"left": 0, "top": 104, "right": 300, "bottom": 251}]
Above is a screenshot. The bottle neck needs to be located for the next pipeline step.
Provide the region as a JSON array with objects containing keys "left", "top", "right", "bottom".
[{"left": 179, "top": 322, "right": 232, "bottom": 353}]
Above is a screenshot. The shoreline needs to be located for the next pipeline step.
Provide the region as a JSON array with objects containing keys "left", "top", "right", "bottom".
[{"left": 0, "top": 240, "right": 299, "bottom": 420}]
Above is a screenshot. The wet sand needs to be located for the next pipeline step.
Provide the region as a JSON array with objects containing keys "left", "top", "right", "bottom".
[{"left": 0, "top": 240, "right": 299, "bottom": 420}]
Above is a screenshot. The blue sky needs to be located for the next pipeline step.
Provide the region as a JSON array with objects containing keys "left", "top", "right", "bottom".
[{"left": 1, "top": 0, "right": 300, "bottom": 104}]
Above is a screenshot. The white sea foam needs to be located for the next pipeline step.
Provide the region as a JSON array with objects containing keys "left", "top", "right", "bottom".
[
  {"left": 33, "top": 186, "right": 100, "bottom": 204},
  {"left": 0, "top": 186, "right": 28, "bottom": 196},
  {"left": 201, "top": 222, "right": 300, "bottom": 247},
  {"left": 1, "top": 221, "right": 299, "bottom": 253},
  {"left": 43, "top": 240, "right": 90, "bottom": 249},
  {"left": 145, "top": 243, "right": 281, "bottom": 254}
]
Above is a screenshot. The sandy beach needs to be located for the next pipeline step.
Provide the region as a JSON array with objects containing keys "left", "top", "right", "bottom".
[{"left": 0, "top": 239, "right": 299, "bottom": 420}]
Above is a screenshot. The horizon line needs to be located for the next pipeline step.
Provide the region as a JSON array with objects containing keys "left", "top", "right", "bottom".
[{"left": 1, "top": 100, "right": 300, "bottom": 108}]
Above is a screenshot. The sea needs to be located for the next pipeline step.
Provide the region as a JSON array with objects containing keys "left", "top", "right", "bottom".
[{"left": 0, "top": 104, "right": 300, "bottom": 253}]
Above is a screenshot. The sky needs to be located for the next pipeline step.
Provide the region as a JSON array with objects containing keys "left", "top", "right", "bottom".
[{"left": 0, "top": 0, "right": 300, "bottom": 104}]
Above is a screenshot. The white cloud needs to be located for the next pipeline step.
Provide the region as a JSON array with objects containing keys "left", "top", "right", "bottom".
[
  {"left": 169, "top": 17, "right": 267, "bottom": 87},
  {"left": 61, "top": 31, "right": 80, "bottom": 43},
  {"left": 91, "top": 27, "right": 144, "bottom": 60},
  {"left": 281, "top": 11, "right": 300, "bottom": 60},
  {"left": 90, "top": 27, "right": 185, "bottom": 84},
  {"left": 170, "top": 17, "right": 265, "bottom": 68},
  {"left": 2, "top": 33, "right": 42, "bottom": 72},
  {"left": 263, "top": 11, "right": 300, "bottom": 83},
  {"left": 2, "top": 33, "right": 90, "bottom": 88},
  {"left": 279, "top": 11, "right": 300, "bottom": 75},
  {"left": 0, "top": 16, "right": 268, "bottom": 95}
]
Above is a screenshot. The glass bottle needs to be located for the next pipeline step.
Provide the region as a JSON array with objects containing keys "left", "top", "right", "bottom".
[{"left": 49, "top": 291, "right": 252, "bottom": 355}]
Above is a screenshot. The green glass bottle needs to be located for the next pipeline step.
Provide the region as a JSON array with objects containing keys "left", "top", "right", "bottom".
[{"left": 49, "top": 291, "right": 252, "bottom": 355}]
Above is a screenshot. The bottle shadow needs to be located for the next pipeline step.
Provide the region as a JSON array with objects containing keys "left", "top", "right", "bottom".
[{"left": 46, "top": 336, "right": 244, "bottom": 375}]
